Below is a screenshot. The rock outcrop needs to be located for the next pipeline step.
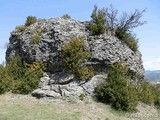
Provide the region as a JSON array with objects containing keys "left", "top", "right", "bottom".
[{"left": 6, "top": 18, "right": 144, "bottom": 99}]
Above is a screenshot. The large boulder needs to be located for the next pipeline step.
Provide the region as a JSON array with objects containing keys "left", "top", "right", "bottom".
[{"left": 6, "top": 18, "right": 144, "bottom": 99}]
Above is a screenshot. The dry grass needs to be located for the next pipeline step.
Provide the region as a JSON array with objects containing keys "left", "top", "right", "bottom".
[{"left": 0, "top": 93, "right": 159, "bottom": 120}]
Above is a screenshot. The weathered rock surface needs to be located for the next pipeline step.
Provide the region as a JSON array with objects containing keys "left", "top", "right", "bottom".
[
  {"left": 6, "top": 18, "right": 144, "bottom": 99},
  {"left": 32, "top": 73, "right": 107, "bottom": 99}
]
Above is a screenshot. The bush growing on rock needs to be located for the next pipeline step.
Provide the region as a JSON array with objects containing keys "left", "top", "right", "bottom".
[
  {"left": 89, "top": 5, "right": 146, "bottom": 52},
  {"left": 95, "top": 62, "right": 139, "bottom": 111},
  {"left": 15, "top": 16, "right": 37, "bottom": 32},
  {"left": 61, "top": 14, "right": 71, "bottom": 19},
  {"left": 115, "top": 29, "right": 138, "bottom": 52},
  {"left": 88, "top": 5, "right": 106, "bottom": 35},
  {"left": 16, "top": 25, "right": 27, "bottom": 32},
  {"left": 25, "top": 16, "right": 37, "bottom": 26},
  {"left": 62, "top": 37, "right": 94, "bottom": 80},
  {"left": 106, "top": 6, "right": 145, "bottom": 52}
]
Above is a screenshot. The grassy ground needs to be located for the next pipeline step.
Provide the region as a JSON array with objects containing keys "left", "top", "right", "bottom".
[{"left": 0, "top": 93, "right": 159, "bottom": 120}]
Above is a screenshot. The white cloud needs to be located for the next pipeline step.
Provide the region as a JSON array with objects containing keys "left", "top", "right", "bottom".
[{"left": 143, "top": 57, "right": 160, "bottom": 70}]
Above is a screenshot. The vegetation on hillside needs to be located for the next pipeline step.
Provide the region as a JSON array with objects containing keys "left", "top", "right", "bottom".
[
  {"left": 25, "top": 16, "right": 37, "bottom": 26},
  {"left": 15, "top": 25, "right": 27, "bottom": 32},
  {"left": 1, "top": 4, "right": 160, "bottom": 115},
  {"left": 95, "top": 62, "right": 139, "bottom": 111},
  {"left": 95, "top": 62, "right": 160, "bottom": 111},
  {"left": 88, "top": 5, "right": 106, "bottom": 35},
  {"left": 0, "top": 56, "right": 44, "bottom": 94},
  {"left": 16, "top": 16, "right": 37, "bottom": 32},
  {"left": 138, "top": 80, "right": 160, "bottom": 109},
  {"left": 61, "top": 14, "right": 71, "bottom": 19},
  {"left": 0, "top": 64, "right": 12, "bottom": 94},
  {"left": 62, "top": 37, "right": 94, "bottom": 80},
  {"left": 88, "top": 5, "right": 146, "bottom": 52}
]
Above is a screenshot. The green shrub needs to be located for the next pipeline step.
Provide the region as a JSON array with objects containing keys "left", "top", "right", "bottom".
[
  {"left": 115, "top": 28, "right": 138, "bottom": 52},
  {"left": 140, "top": 81, "right": 160, "bottom": 108},
  {"left": 105, "top": 118, "right": 110, "bottom": 120},
  {"left": 88, "top": 5, "right": 106, "bottom": 35},
  {"left": 75, "top": 66, "right": 94, "bottom": 80},
  {"left": 89, "top": 5, "right": 145, "bottom": 52},
  {"left": 61, "top": 14, "right": 71, "bottom": 19},
  {"left": 12, "top": 61, "right": 44, "bottom": 94},
  {"left": 15, "top": 16, "right": 37, "bottom": 32},
  {"left": 25, "top": 16, "right": 37, "bottom": 26},
  {"left": 32, "top": 34, "right": 40, "bottom": 44},
  {"left": 62, "top": 37, "right": 94, "bottom": 80},
  {"left": 138, "top": 80, "right": 157, "bottom": 105},
  {"left": 5, "top": 56, "right": 28, "bottom": 93},
  {"left": 154, "top": 91, "right": 160, "bottom": 109},
  {"left": 79, "top": 93, "right": 85, "bottom": 101},
  {"left": 12, "top": 80, "right": 30, "bottom": 94},
  {"left": 0, "top": 78, "right": 6, "bottom": 94},
  {"left": 95, "top": 62, "right": 138, "bottom": 111},
  {"left": 0, "top": 56, "right": 44, "bottom": 94},
  {"left": 16, "top": 25, "right": 27, "bottom": 32},
  {"left": 6, "top": 56, "right": 28, "bottom": 80},
  {"left": 0, "top": 65, "right": 13, "bottom": 94},
  {"left": 105, "top": 5, "right": 145, "bottom": 52},
  {"left": 0, "top": 65, "right": 6, "bottom": 94},
  {"left": 137, "top": 80, "right": 160, "bottom": 109},
  {"left": 5, "top": 56, "right": 44, "bottom": 94}
]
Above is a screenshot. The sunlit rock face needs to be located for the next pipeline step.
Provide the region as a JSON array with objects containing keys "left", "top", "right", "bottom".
[{"left": 6, "top": 18, "right": 144, "bottom": 98}]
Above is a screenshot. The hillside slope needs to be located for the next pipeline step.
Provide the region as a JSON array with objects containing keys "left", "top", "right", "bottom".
[{"left": 0, "top": 93, "right": 159, "bottom": 120}]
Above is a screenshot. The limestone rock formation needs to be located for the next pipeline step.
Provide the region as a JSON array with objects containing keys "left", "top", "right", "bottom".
[{"left": 6, "top": 18, "right": 144, "bottom": 99}]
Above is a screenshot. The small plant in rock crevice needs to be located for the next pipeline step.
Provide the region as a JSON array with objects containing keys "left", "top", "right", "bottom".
[{"left": 32, "top": 34, "right": 40, "bottom": 44}]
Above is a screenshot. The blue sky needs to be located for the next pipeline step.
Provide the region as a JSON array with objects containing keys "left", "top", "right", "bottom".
[{"left": 0, "top": 0, "right": 160, "bottom": 70}]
